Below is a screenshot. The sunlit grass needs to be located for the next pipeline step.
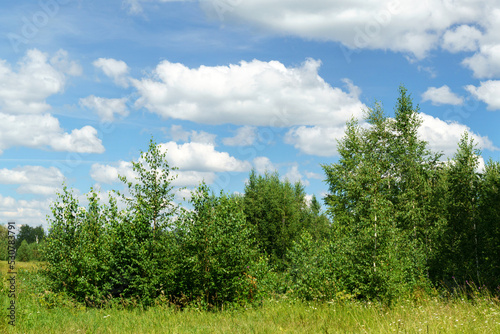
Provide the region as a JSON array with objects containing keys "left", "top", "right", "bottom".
[
  {"left": 1, "top": 265, "right": 499, "bottom": 333},
  {"left": 0, "top": 261, "right": 45, "bottom": 275}
]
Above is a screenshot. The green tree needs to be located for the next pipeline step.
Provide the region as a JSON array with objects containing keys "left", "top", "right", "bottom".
[
  {"left": 243, "top": 170, "right": 313, "bottom": 269},
  {"left": 17, "top": 240, "right": 30, "bottom": 262},
  {"left": 478, "top": 159, "right": 500, "bottom": 287},
  {"left": 15, "top": 224, "right": 45, "bottom": 249},
  {"left": 44, "top": 186, "right": 116, "bottom": 304},
  {"left": 174, "top": 184, "right": 261, "bottom": 307},
  {"left": 322, "top": 87, "right": 440, "bottom": 300},
  {"left": 441, "top": 132, "right": 481, "bottom": 283},
  {"left": 0, "top": 225, "right": 8, "bottom": 261},
  {"left": 109, "top": 138, "right": 179, "bottom": 304},
  {"left": 118, "top": 138, "right": 178, "bottom": 235}
]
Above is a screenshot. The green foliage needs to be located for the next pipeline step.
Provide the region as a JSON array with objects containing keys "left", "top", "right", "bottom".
[
  {"left": 43, "top": 187, "right": 116, "bottom": 304},
  {"left": 243, "top": 170, "right": 328, "bottom": 269},
  {"left": 478, "top": 159, "right": 500, "bottom": 287},
  {"left": 17, "top": 239, "right": 30, "bottom": 262},
  {"left": 322, "top": 86, "right": 439, "bottom": 300},
  {"left": 15, "top": 224, "right": 45, "bottom": 249},
  {"left": 173, "top": 183, "right": 261, "bottom": 307},
  {"left": 0, "top": 225, "right": 8, "bottom": 261}
]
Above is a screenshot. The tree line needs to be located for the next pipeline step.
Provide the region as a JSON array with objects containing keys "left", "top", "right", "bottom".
[
  {"left": 41, "top": 86, "right": 500, "bottom": 307},
  {"left": 0, "top": 224, "right": 46, "bottom": 261}
]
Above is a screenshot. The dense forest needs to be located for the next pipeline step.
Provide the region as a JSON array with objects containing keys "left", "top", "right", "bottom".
[{"left": 39, "top": 86, "right": 500, "bottom": 308}]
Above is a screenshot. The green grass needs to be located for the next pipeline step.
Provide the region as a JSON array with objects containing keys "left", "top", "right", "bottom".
[{"left": 1, "top": 263, "right": 499, "bottom": 333}]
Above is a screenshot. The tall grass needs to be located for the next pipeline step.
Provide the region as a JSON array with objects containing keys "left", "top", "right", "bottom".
[{"left": 1, "top": 262, "right": 499, "bottom": 333}]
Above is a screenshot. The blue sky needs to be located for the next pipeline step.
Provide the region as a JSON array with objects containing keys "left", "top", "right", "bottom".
[{"left": 1, "top": 0, "right": 500, "bottom": 230}]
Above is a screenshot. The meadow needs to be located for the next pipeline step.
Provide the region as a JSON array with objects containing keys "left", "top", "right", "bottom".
[{"left": 1, "top": 262, "right": 499, "bottom": 334}]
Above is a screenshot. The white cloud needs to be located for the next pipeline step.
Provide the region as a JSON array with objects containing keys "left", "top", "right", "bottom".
[
  {"left": 282, "top": 164, "right": 309, "bottom": 186},
  {"left": 0, "top": 195, "right": 53, "bottom": 229},
  {"left": 223, "top": 126, "right": 257, "bottom": 146},
  {"left": 0, "top": 166, "right": 63, "bottom": 185},
  {"left": 462, "top": 44, "right": 500, "bottom": 78},
  {"left": 133, "top": 59, "right": 365, "bottom": 127},
  {"left": 93, "top": 58, "right": 130, "bottom": 87},
  {"left": 160, "top": 141, "right": 251, "bottom": 172},
  {"left": 0, "top": 49, "right": 78, "bottom": 114},
  {"left": 422, "top": 85, "right": 464, "bottom": 106},
  {"left": 90, "top": 161, "right": 135, "bottom": 184},
  {"left": 285, "top": 125, "right": 347, "bottom": 157},
  {"left": 0, "top": 166, "right": 64, "bottom": 196},
  {"left": 172, "top": 171, "right": 216, "bottom": 187},
  {"left": 419, "top": 113, "right": 498, "bottom": 156},
  {"left": 49, "top": 126, "right": 105, "bottom": 154},
  {"left": 465, "top": 80, "right": 500, "bottom": 110},
  {"left": 253, "top": 156, "right": 275, "bottom": 174},
  {"left": 91, "top": 141, "right": 248, "bottom": 188},
  {"left": 442, "top": 25, "right": 482, "bottom": 53},
  {"left": 285, "top": 112, "right": 497, "bottom": 158},
  {"left": 168, "top": 125, "right": 217, "bottom": 145},
  {"left": 0, "top": 114, "right": 104, "bottom": 154},
  {"left": 80, "top": 95, "right": 129, "bottom": 121},
  {"left": 305, "top": 171, "right": 322, "bottom": 179},
  {"left": 90, "top": 160, "right": 214, "bottom": 187},
  {"left": 199, "top": 0, "right": 485, "bottom": 59}
]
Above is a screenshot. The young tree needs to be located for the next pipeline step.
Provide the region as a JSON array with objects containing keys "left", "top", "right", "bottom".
[
  {"left": 322, "top": 87, "right": 441, "bottom": 300},
  {"left": 478, "top": 159, "right": 500, "bottom": 287},
  {"left": 441, "top": 132, "right": 481, "bottom": 283},
  {"left": 174, "top": 184, "right": 260, "bottom": 307},
  {"left": 16, "top": 240, "right": 30, "bottom": 262},
  {"left": 117, "top": 138, "right": 178, "bottom": 236},
  {"left": 243, "top": 170, "right": 316, "bottom": 269}
]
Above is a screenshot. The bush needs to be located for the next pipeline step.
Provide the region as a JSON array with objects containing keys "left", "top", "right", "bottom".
[
  {"left": 172, "top": 184, "right": 261, "bottom": 307},
  {"left": 17, "top": 240, "right": 30, "bottom": 262}
]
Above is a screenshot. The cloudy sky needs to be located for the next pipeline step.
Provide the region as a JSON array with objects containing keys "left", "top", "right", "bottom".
[{"left": 1, "top": 0, "right": 500, "bottom": 229}]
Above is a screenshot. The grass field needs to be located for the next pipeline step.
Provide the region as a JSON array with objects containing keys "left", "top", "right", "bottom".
[{"left": 1, "top": 262, "right": 499, "bottom": 333}]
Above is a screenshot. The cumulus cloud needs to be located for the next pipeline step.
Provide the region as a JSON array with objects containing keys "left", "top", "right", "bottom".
[
  {"left": 223, "top": 126, "right": 257, "bottom": 146},
  {"left": 465, "top": 80, "right": 500, "bottom": 110},
  {"left": 253, "top": 156, "right": 275, "bottom": 174},
  {"left": 91, "top": 141, "right": 249, "bottom": 188},
  {"left": 422, "top": 85, "right": 464, "bottom": 106},
  {"left": 418, "top": 113, "right": 498, "bottom": 156},
  {"left": 133, "top": 59, "right": 365, "bottom": 127},
  {"left": 0, "top": 195, "right": 53, "bottom": 228},
  {"left": 0, "top": 49, "right": 79, "bottom": 114},
  {"left": 282, "top": 164, "right": 309, "bottom": 186},
  {"left": 90, "top": 161, "right": 135, "bottom": 184},
  {"left": 90, "top": 160, "right": 215, "bottom": 187},
  {"left": 168, "top": 125, "right": 217, "bottom": 145},
  {"left": 462, "top": 44, "right": 500, "bottom": 78},
  {"left": 286, "top": 112, "right": 497, "bottom": 158},
  {"left": 93, "top": 58, "right": 130, "bottom": 87},
  {"left": 442, "top": 25, "right": 482, "bottom": 53},
  {"left": 80, "top": 95, "right": 129, "bottom": 121},
  {"left": 285, "top": 125, "right": 347, "bottom": 157},
  {"left": 0, "top": 166, "right": 64, "bottom": 196},
  {"left": 0, "top": 114, "right": 104, "bottom": 154},
  {"left": 0, "top": 50, "right": 103, "bottom": 155},
  {"left": 199, "top": 0, "right": 486, "bottom": 59},
  {"left": 49, "top": 126, "right": 105, "bottom": 154},
  {"left": 160, "top": 141, "right": 251, "bottom": 172}
]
